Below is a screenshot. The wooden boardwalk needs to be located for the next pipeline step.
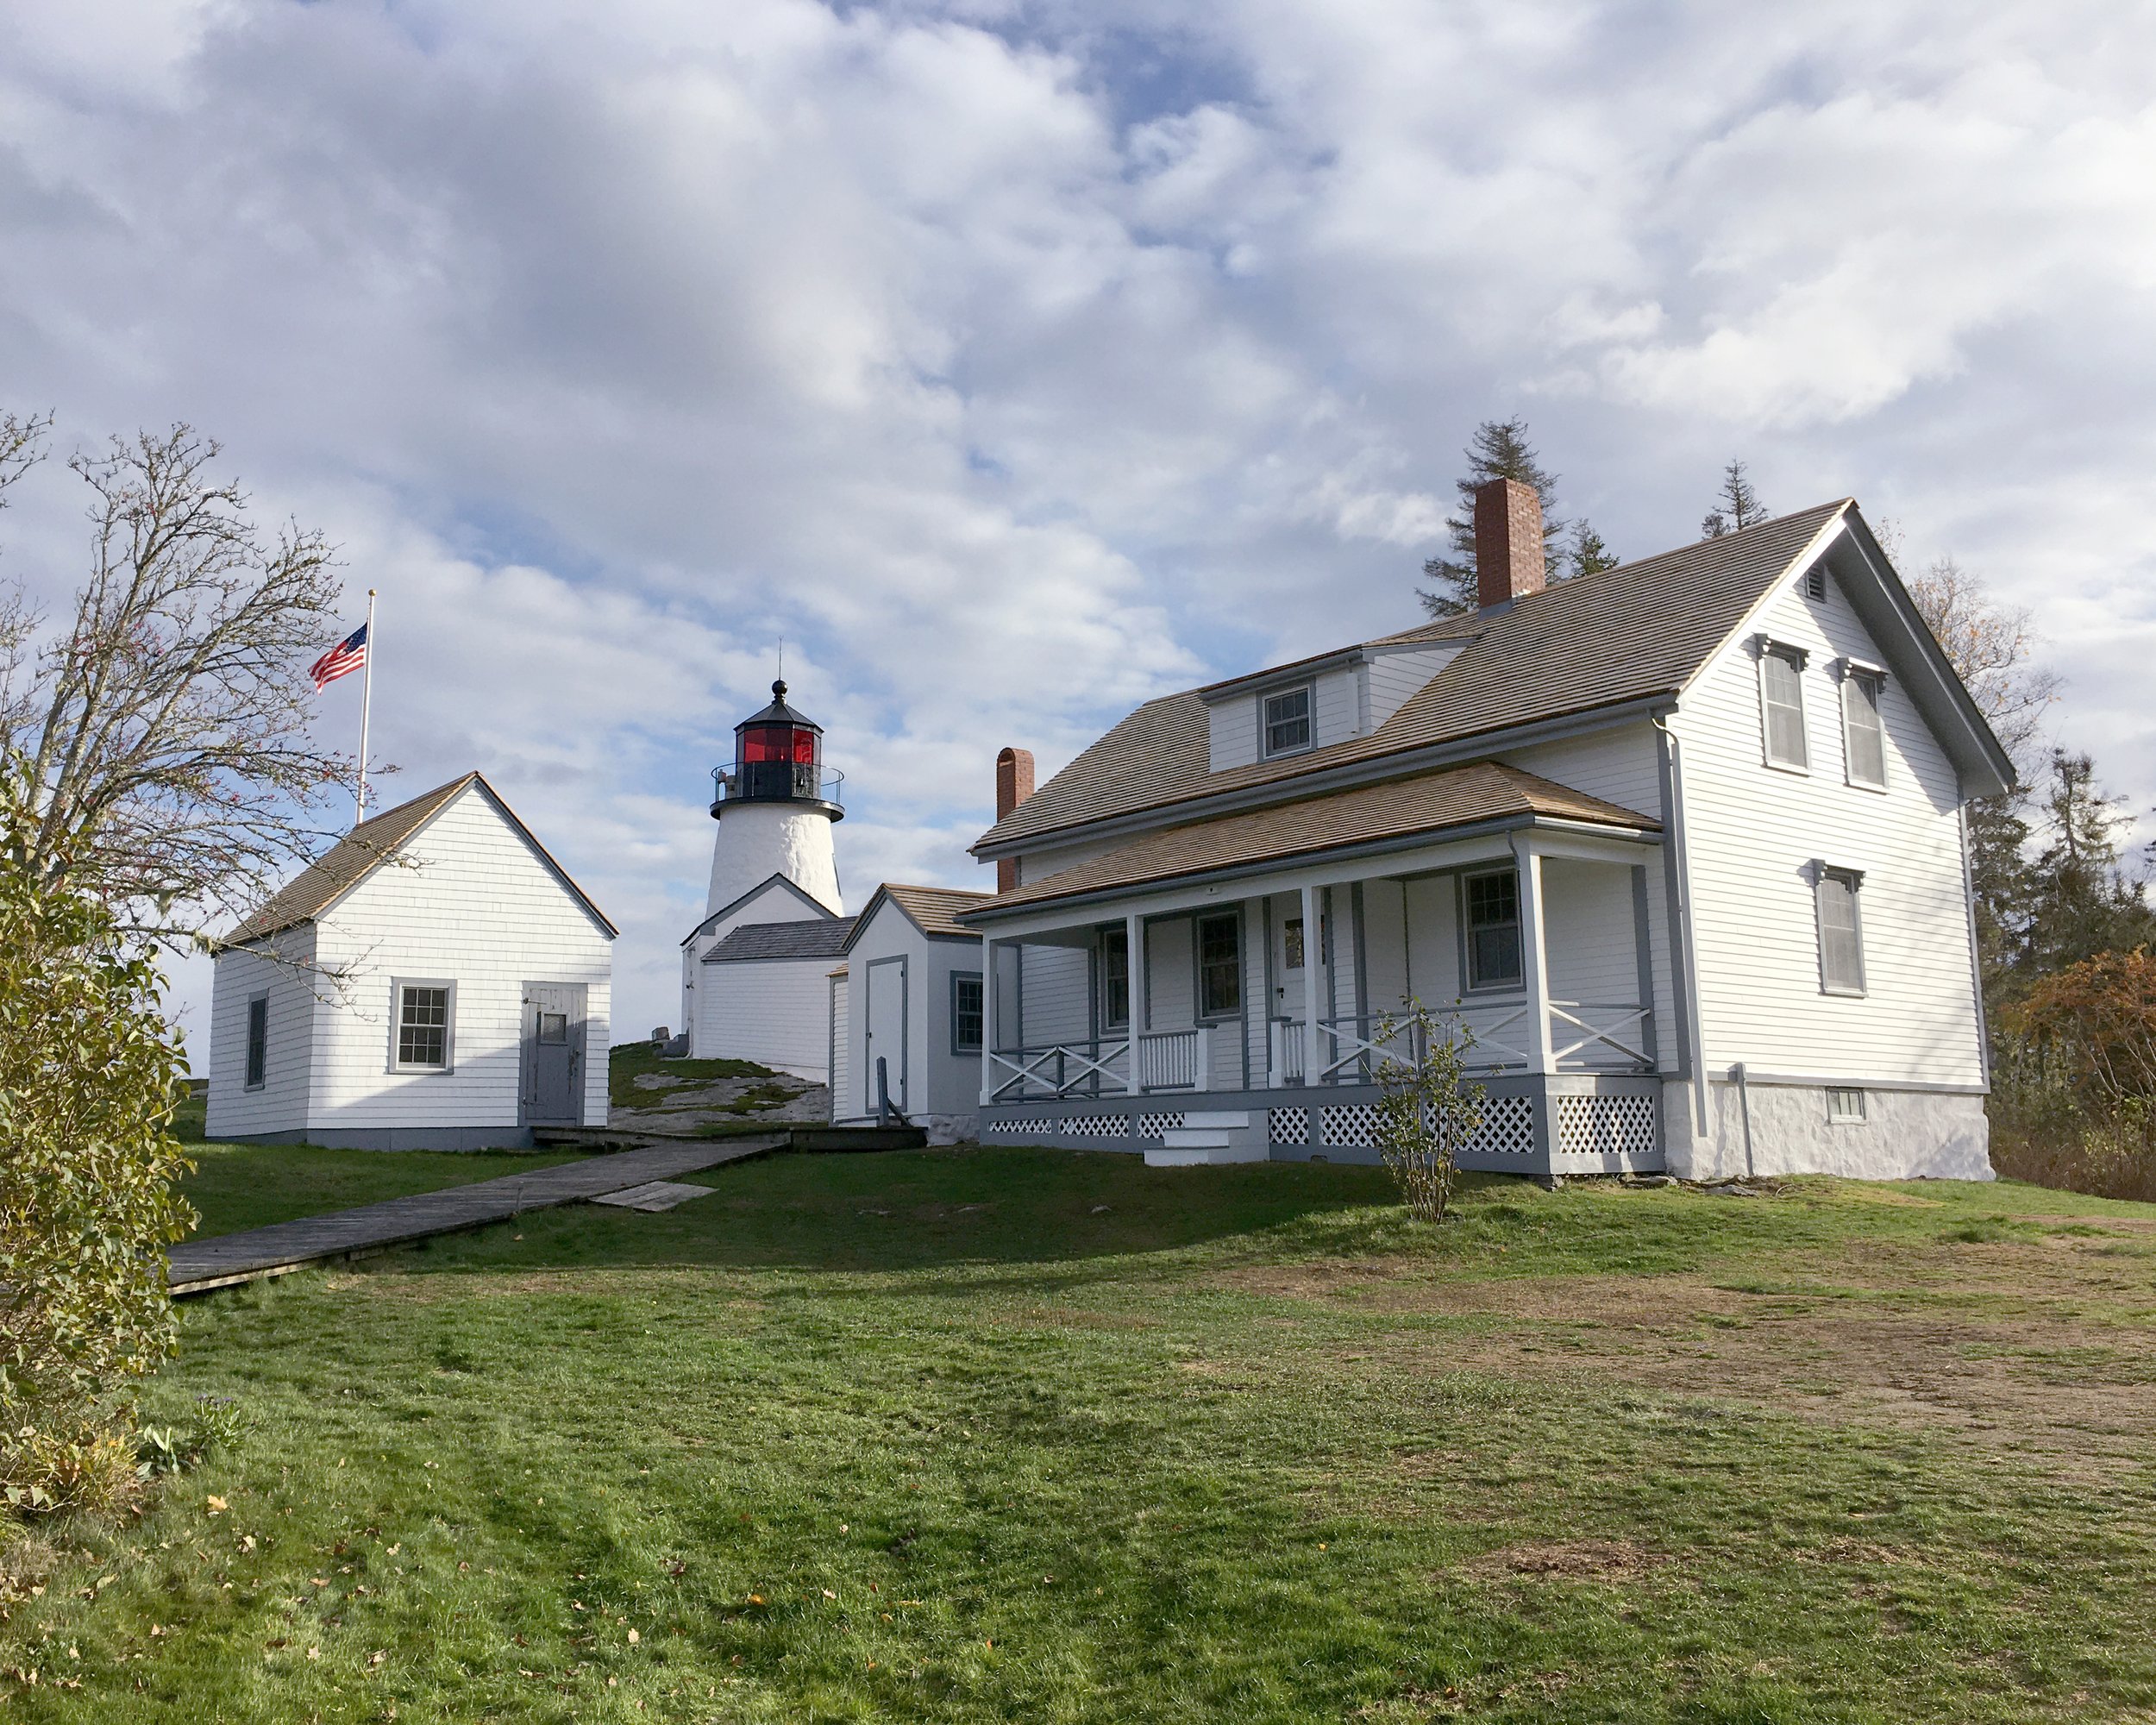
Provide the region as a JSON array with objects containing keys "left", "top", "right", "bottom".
[{"left": 166, "top": 1136, "right": 787, "bottom": 1296}]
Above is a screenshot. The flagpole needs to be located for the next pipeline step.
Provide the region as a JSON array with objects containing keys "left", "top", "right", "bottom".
[{"left": 355, "top": 588, "right": 376, "bottom": 826}]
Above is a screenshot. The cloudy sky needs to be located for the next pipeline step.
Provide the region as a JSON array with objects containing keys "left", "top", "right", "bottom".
[{"left": 3, "top": 0, "right": 2153, "bottom": 1048}]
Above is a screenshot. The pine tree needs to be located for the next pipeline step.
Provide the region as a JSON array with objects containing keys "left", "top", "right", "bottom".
[
  {"left": 1700, "top": 460, "right": 1769, "bottom": 537},
  {"left": 1570, "top": 519, "right": 1620, "bottom": 578},
  {"left": 1418, "top": 417, "right": 1567, "bottom": 617},
  {"left": 2019, "top": 750, "right": 2156, "bottom": 980}
]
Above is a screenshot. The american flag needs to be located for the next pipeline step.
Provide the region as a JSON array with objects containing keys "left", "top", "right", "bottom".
[{"left": 310, "top": 622, "right": 368, "bottom": 691}]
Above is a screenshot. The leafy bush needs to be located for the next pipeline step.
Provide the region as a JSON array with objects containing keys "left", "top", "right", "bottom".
[
  {"left": 0, "top": 825, "right": 195, "bottom": 1517},
  {"left": 1992, "top": 947, "right": 2156, "bottom": 1200},
  {"left": 1370, "top": 1000, "right": 1485, "bottom": 1222}
]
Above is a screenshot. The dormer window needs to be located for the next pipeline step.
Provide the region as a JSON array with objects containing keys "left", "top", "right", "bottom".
[{"left": 1262, "top": 684, "right": 1313, "bottom": 757}]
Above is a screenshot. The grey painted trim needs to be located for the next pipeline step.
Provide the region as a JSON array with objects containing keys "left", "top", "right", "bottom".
[
  {"left": 1351, "top": 880, "right": 1369, "bottom": 1025},
  {"left": 1456, "top": 863, "right": 1523, "bottom": 994},
  {"left": 1653, "top": 718, "right": 1708, "bottom": 1113},
  {"left": 970, "top": 696, "right": 1677, "bottom": 861},
  {"left": 1717, "top": 1068, "right": 1989, "bottom": 1096},
  {"left": 1959, "top": 803, "right": 1993, "bottom": 1088},
  {"left": 1257, "top": 678, "right": 1319, "bottom": 761},
  {"left": 1194, "top": 904, "right": 1244, "bottom": 1023},
  {"left": 216, "top": 1126, "right": 538, "bottom": 1151},
  {"left": 950, "top": 969, "right": 984, "bottom": 1056},
  {"left": 1200, "top": 646, "right": 1368, "bottom": 705},
  {"left": 244, "top": 991, "right": 270, "bottom": 1091},
  {"left": 388, "top": 976, "right": 457, "bottom": 1075},
  {"left": 1629, "top": 864, "right": 1659, "bottom": 1068},
  {"left": 863, "top": 953, "right": 909, "bottom": 1114},
  {"left": 965, "top": 812, "right": 1659, "bottom": 925}
]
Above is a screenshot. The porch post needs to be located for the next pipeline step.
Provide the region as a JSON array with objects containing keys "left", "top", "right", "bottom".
[
  {"left": 1300, "top": 881, "right": 1325, "bottom": 1086},
  {"left": 1125, "top": 911, "right": 1144, "bottom": 1094},
  {"left": 1513, "top": 833, "right": 1561, "bottom": 1170},
  {"left": 979, "top": 935, "right": 998, "bottom": 1104}
]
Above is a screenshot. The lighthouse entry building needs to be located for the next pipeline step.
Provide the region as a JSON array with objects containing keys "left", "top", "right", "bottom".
[{"left": 679, "top": 681, "right": 854, "bottom": 1081}]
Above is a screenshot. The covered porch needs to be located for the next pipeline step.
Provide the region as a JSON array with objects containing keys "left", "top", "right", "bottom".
[{"left": 966, "top": 779, "right": 1677, "bottom": 1176}]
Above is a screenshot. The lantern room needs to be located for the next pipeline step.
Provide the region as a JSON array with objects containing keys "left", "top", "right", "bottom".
[{"left": 713, "top": 680, "right": 844, "bottom": 818}]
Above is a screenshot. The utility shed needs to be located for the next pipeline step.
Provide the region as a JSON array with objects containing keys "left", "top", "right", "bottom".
[
  {"left": 696, "top": 914, "right": 857, "bottom": 1082},
  {"left": 832, "top": 883, "right": 991, "bottom": 1144},
  {"left": 204, "top": 773, "right": 615, "bottom": 1150}
]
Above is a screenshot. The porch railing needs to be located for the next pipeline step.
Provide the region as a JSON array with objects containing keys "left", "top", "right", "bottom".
[
  {"left": 1268, "top": 1000, "right": 1650, "bottom": 1085},
  {"left": 987, "top": 1027, "right": 1210, "bottom": 1101}
]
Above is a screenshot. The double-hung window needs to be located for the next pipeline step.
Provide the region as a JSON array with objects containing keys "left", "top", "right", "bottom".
[
  {"left": 1841, "top": 666, "right": 1887, "bottom": 789},
  {"left": 244, "top": 995, "right": 269, "bottom": 1090},
  {"left": 1262, "top": 684, "right": 1313, "bottom": 757},
  {"left": 951, "top": 972, "right": 984, "bottom": 1054},
  {"left": 1463, "top": 869, "right": 1523, "bottom": 990},
  {"left": 1758, "top": 641, "right": 1808, "bottom": 769},
  {"left": 1814, "top": 867, "right": 1866, "bottom": 995},
  {"left": 1196, "top": 912, "right": 1241, "bottom": 1018},
  {"left": 1099, "top": 927, "right": 1131, "bottom": 1032},
  {"left": 393, "top": 981, "right": 454, "bottom": 1071}
]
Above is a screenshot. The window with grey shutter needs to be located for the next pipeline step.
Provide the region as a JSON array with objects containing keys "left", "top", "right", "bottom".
[
  {"left": 1760, "top": 646, "right": 1808, "bottom": 768},
  {"left": 1842, "top": 670, "right": 1887, "bottom": 787},
  {"left": 1814, "top": 869, "right": 1865, "bottom": 995},
  {"left": 244, "top": 996, "right": 268, "bottom": 1090}
]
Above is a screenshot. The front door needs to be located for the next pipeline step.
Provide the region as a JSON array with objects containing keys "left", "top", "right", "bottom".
[
  {"left": 863, "top": 956, "right": 908, "bottom": 1117},
  {"left": 521, "top": 982, "right": 586, "bottom": 1126}
]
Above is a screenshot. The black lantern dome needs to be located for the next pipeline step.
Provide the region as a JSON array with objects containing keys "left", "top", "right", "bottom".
[{"left": 711, "top": 680, "right": 844, "bottom": 819}]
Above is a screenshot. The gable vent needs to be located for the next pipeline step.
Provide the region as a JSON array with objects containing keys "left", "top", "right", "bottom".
[{"left": 1806, "top": 567, "right": 1827, "bottom": 601}]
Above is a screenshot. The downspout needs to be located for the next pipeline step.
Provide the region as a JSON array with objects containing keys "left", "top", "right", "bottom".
[{"left": 1652, "top": 712, "right": 1711, "bottom": 1137}]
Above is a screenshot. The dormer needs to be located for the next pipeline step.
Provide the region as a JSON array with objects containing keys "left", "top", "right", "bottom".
[{"left": 1200, "top": 637, "right": 1468, "bottom": 773}]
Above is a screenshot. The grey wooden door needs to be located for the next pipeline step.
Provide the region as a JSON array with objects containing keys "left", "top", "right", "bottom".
[
  {"left": 521, "top": 982, "right": 586, "bottom": 1126},
  {"left": 863, "top": 956, "right": 907, "bottom": 1115}
]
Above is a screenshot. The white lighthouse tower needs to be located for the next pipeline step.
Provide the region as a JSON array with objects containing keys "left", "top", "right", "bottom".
[
  {"left": 703, "top": 679, "right": 843, "bottom": 917},
  {"left": 677, "top": 680, "right": 849, "bottom": 1076}
]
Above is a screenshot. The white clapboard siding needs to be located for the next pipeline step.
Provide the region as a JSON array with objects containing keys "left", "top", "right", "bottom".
[
  {"left": 827, "top": 969, "right": 849, "bottom": 1122},
  {"left": 1312, "top": 667, "right": 1359, "bottom": 750},
  {"left": 204, "top": 928, "right": 319, "bottom": 1138},
  {"left": 841, "top": 897, "right": 983, "bottom": 1126},
  {"left": 1540, "top": 857, "right": 1643, "bottom": 1007},
  {"left": 1015, "top": 943, "right": 1091, "bottom": 1045},
  {"left": 1672, "top": 570, "right": 1984, "bottom": 1085},
  {"left": 1145, "top": 915, "right": 1195, "bottom": 1031},
  {"left": 1019, "top": 837, "right": 1116, "bottom": 889},
  {"left": 305, "top": 787, "right": 613, "bottom": 1133},
  {"left": 699, "top": 957, "right": 833, "bottom": 1082},
  {"left": 1365, "top": 645, "right": 1461, "bottom": 730},
  {"left": 1207, "top": 697, "right": 1260, "bottom": 772}
]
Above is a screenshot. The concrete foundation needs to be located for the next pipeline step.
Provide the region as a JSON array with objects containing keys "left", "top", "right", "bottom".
[
  {"left": 211, "top": 1126, "right": 538, "bottom": 1152},
  {"left": 1670, "top": 1081, "right": 1994, "bottom": 1182}
]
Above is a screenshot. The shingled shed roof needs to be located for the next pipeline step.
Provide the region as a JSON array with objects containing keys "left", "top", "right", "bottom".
[
  {"left": 221, "top": 773, "right": 617, "bottom": 947},
  {"left": 962, "top": 762, "right": 1658, "bottom": 917},
  {"left": 974, "top": 501, "right": 1852, "bottom": 852},
  {"left": 704, "top": 918, "right": 859, "bottom": 962},
  {"left": 842, "top": 882, "right": 993, "bottom": 951}
]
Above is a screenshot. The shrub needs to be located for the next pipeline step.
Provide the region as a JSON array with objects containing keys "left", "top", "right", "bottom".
[
  {"left": 0, "top": 837, "right": 195, "bottom": 1517},
  {"left": 1993, "top": 947, "right": 2156, "bottom": 1201},
  {"left": 1370, "top": 1000, "right": 1485, "bottom": 1223}
]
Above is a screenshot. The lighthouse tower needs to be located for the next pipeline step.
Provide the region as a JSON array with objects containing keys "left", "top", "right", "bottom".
[{"left": 705, "top": 679, "right": 844, "bottom": 917}]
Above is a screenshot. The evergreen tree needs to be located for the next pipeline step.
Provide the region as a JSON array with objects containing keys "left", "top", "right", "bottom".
[
  {"left": 1418, "top": 417, "right": 1567, "bottom": 617},
  {"left": 1570, "top": 519, "right": 1620, "bottom": 578},
  {"left": 2019, "top": 750, "right": 2156, "bottom": 979},
  {"left": 1700, "top": 459, "right": 1770, "bottom": 537}
]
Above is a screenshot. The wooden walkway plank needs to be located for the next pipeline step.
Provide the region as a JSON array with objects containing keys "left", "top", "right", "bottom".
[{"left": 166, "top": 1136, "right": 786, "bottom": 1296}]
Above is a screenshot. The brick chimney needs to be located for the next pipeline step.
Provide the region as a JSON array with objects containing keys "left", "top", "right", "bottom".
[
  {"left": 1475, "top": 477, "right": 1545, "bottom": 611},
  {"left": 994, "top": 746, "right": 1035, "bottom": 893}
]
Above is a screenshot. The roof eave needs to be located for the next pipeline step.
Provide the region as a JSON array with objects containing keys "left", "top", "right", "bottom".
[{"left": 969, "top": 693, "right": 1680, "bottom": 860}]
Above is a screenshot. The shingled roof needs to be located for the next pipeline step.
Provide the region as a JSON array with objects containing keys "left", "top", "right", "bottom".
[
  {"left": 842, "top": 882, "right": 994, "bottom": 950},
  {"left": 964, "top": 762, "right": 1657, "bottom": 917},
  {"left": 221, "top": 773, "right": 616, "bottom": 946},
  {"left": 704, "top": 918, "right": 860, "bottom": 962},
  {"left": 974, "top": 501, "right": 1851, "bottom": 852}
]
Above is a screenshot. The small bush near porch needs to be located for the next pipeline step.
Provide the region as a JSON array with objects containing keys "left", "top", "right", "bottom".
[{"left": 3, "top": 1151, "right": 2153, "bottom": 1722}]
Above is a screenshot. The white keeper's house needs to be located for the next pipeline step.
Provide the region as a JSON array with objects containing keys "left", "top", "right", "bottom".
[
  {"left": 957, "top": 484, "right": 2014, "bottom": 1182},
  {"left": 205, "top": 773, "right": 615, "bottom": 1149}
]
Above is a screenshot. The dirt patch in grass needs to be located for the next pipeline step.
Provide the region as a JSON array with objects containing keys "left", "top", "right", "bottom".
[{"left": 1454, "top": 1538, "right": 1661, "bottom": 1584}]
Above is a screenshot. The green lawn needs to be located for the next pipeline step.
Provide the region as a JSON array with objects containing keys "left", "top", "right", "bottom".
[{"left": 4, "top": 1151, "right": 2154, "bottom": 1722}]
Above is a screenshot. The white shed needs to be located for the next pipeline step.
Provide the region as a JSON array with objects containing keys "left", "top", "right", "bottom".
[
  {"left": 204, "top": 772, "right": 615, "bottom": 1150},
  {"left": 831, "top": 884, "right": 990, "bottom": 1143}
]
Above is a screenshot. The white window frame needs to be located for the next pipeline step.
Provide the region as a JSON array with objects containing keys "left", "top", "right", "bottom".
[
  {"left": 1459, "top": 867, "right": 1525, "bottom": 994},
  {"left": 243, "top": 992, "right": 270, "bottom": 1091},
  {"left": 1812, "top": 866, "right": 1866, "bottom": 997},
  {"left": 390, "top": 977, "right": 458, "bottom": 1074},
  {"left": 1839, "top": 660, "right": 1889, "bottom": 792},
  {"left": 1259, "top": 681, "right": 1314, "bottom": 759},
  {"left": 1754, "top": 636, "right": 1810, "bottom": 773},
  {"left": 1827, "top": 1087, "right": 1867, "bottom": 1124}
]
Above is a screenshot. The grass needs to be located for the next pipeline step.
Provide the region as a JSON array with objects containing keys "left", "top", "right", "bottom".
[
  {"left": 608, "top": 1043, "right": 777, "bottom": 1113},
  {"left": 179, "top": 1144, "right": 583, "bottom": 1237},
  {"left": 3, "top": 1152, "right": 2154, "bottom": 1722}
]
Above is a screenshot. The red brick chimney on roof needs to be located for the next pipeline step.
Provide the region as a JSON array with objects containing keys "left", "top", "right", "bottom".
[
  {"left": 994, "top": 746, "right": 1035, "bottom": 893},
  {"left": 1475, "top": 477, "right": 1545, "bottom": 611}
]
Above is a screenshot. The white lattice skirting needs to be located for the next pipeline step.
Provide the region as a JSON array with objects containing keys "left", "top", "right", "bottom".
[
  {"left": 1135, "top": 1113, "right": 1186, "bottom": 1140},
  {"left": 987, "top": 1117, "right": 1056, "bottom": 1137},
  {"left": 1311, "top": 1096, "right": 1539, "bottom": 1157},
  {"left": 1555, "top": 1092, "right": 1658, "bottom": 1159},
  {"left": 1269, "top": 1107, "right": 1309, "bottom": 1145}
]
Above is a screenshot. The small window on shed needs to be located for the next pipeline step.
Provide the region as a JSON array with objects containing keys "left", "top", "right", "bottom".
[
  {"left": 1262, "top": 685, "right": 1313, "bottom": 757},
  {"left": 1759, "top": 643, "right": 1808, "bottom": 769},
  {"left": 244, "top": 995, "right": 268, "bottom": 1090},
  {"left": 1842, "top": 669, "right": 1887, "bottom": 789},
  {"left": 397, "top": 984, "right": 453, "bottom": 1070},
  {"left": 951, "top": 973, "right": 984, "bottom": 1053},
  {"left": 1827, "top": 1088, "right": 1867, "bottom": 1123}
]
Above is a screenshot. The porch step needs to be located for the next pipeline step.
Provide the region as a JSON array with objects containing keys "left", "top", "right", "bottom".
[{"left": 1144, "top": 1112, "right": 1266, "bottom": 1168}]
